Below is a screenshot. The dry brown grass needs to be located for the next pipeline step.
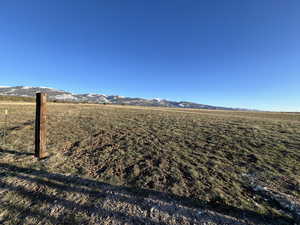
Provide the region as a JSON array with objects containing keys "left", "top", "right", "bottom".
[{"left": 0, "top": 102, "right": 299, "bottom": 224}]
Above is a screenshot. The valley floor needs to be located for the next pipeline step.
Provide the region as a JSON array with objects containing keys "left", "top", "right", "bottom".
[{"left": 0, "top": 102, "right": 299, "bottom": 224}]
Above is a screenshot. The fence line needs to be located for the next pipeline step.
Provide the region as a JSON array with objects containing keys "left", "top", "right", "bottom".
[
  {"left": 1, "top": 94, "right": 131, "bottom": 158},
  {"left": 0, "top": 109, "right": 8, "bottom": 146}
]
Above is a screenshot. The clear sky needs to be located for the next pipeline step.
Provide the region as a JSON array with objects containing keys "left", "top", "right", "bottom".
[{"left": 0, "top": 0, "right": 299, "bottom": 111}]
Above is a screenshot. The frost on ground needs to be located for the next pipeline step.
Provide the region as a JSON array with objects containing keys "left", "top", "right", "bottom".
[{"left": 244, "top": 173, "right": 300, "bottom": 223}]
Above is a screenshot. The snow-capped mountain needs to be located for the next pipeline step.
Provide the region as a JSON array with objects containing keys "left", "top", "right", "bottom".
[{"left": 0, "top": 86, "right": 240, "bottom": 110}]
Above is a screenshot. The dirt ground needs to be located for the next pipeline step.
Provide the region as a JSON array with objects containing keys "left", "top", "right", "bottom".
[{"left": 0, "top": 102, "right": 299, "bottom": 224}]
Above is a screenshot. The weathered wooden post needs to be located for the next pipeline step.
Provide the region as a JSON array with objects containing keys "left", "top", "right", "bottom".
[{"left": 35, "top": 93, "right": 47, "bottom": 159}]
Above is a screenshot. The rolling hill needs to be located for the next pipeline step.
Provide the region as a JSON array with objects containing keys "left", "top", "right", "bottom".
[{"left": 0, "top": 86, "right": 245, "bottom": 110}]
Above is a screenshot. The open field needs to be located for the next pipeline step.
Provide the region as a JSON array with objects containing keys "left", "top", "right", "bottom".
[{"left": 0, "top": 102, "right": 299, "bottom": 224}]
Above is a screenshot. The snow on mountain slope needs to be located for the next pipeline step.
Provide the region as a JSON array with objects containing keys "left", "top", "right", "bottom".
[{"left": 0, "top": 86, "right": 241, "bottom": 110}]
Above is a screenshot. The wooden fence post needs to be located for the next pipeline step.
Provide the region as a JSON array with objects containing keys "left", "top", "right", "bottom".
[{"left": 35, "top": 93, "right": 47, "bottom": 159}]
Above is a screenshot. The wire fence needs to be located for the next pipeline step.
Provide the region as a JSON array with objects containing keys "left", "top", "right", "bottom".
[
  {"left": 0, "top": 109, "right": 8, "bottom": 146},
  {"left": 0, "top": 108, "right": 34, "bottom": 153},
  {"left": 0, "top": 106, "right": 107, "bottom": 156}
]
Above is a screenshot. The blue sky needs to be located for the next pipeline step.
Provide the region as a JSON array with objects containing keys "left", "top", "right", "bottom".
[{"left": 0, "top": 0, "right": 299, "bottom": 111}]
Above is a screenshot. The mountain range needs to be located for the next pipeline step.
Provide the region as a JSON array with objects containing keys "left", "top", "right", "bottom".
[{"left": 0, "top": 86, "right": 245, "bottom": 110}]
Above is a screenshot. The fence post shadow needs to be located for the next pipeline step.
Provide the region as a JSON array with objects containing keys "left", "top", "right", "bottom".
[
  {"left": 0, "top": 148, "right": 34, "bottom": 156},
  {"left": 0, "top": 162, "right": 296, "bottom": 225}
]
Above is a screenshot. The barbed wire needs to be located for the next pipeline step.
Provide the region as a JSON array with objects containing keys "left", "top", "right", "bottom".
[{"left": 0, "top": 107, "right": 142, "bottom": 151}]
